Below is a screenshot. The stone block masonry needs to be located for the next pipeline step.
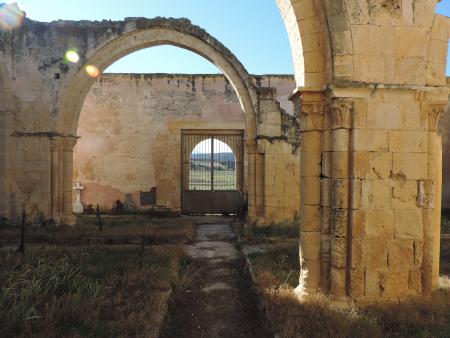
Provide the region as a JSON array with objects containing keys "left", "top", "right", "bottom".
[
  {"left": 73, "top": 73, "right": 298, "bottom": 224},
  {"left": 1, "top": 1, "right": 449, "bottom": 302}
]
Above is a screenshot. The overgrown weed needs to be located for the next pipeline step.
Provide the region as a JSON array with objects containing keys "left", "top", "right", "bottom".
[
  {"left": 0, "top": 245, "right": 189, "bottom": 337},
  {"left": 249, "top": 242, "right": 450, "bottom": 338}
]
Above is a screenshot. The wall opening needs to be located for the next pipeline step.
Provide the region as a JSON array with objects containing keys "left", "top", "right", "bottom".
[
  {"left": 73, "top": 44, "right": 247, "bottom": 213},
  {"left": 56, "top": 18, "right": 269, "bottom": 223},
  {"left": 181, "top": 130, "right": 244, "bottom": 215},
  {"left": 189, "top": 138, "right": 237, "bottom": 191}
]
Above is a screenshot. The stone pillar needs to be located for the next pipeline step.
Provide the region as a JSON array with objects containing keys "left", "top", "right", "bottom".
[
  {"left": 293, "top": 90, "right": 326, "bottom": 290},
  {"left": 292, "top": 84, "right": 447, "bottom": 302},
  {"left": 328, "top": 98, "right": 354, "bottom": 299},
  {"left": 427, "top": 103, "right": 446, "bottom": 290},
  {"left": 50, "top": 137, "right": 62, "bottom": 222},
  {"left": 0, "top": 112, "right": 11, "bottom": 218},
  {"left": 246, "top": 139, "right": 258, "bottom": 222},
  {"left": 61, "top": 136, "right": 78, "bottom": 225},
  {"left": 346, "top": 88, "right": 447, "bottom": 302}
]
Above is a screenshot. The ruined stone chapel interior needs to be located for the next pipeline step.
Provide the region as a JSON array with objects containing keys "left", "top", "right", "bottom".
[{"left": 0, "top": 0, "right": 449, "bottom": 305}]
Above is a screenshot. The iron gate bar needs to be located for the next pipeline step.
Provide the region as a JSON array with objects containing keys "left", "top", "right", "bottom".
[
  {"left": 211, "top": 137, "right": 214, "bottom": 191},
  {"left": 181, "top": 130, "right": 244, "bottom": 215}
]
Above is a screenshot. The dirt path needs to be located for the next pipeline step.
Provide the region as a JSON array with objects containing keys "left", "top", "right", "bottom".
[{"left": 160, "top": 222, "right": 272, "bottom": 338}]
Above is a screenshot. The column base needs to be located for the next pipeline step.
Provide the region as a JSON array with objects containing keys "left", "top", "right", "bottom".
[
  {"left": 74, "top": 202, "right": 84, "bottom": 214},
  {"left": 62, "top": 213, "right": 76, "bottom": 226}
]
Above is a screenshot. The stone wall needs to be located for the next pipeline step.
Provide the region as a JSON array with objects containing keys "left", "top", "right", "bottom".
[
  {"left": 440, "top": 78, "right": 450, "bottom": 209},
  {"left": 73, "top": 73, "right": 297, "bottom": 217},
  {"left": 281, "top": 0, "right": 450, "bottom": 302},
  {"left": 1, "top": 2, "right": 448, "bottom": 301},
  {"left": 295, "top": 85, "right": 447, "bottom": 303},
  {"left": 0, "top": 15, "right": 299, "bottom": 225}
]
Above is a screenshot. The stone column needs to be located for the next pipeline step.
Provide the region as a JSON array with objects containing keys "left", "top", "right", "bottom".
[
  {"left": 328, "top": 98, "right": 354, "bottom": 299},
  {"left": 292, "top": 90, "right": 326, "bottom": 290},
  {"left": 246, "top": 139, "right": 258, "bottom": 222},
  {"left": 292, "top": 83, "right": 447, "bottom": 302},
  {"left": 426, "top": 103, "right": 446, "bottom": 290},
  {"left": 61, "top": 136, "right": 78, "bottom": 225},
  {"left": 50, "top": 137, "right": 62, "bottom": 222},
  {"left": 0, "top": 110, "right": 11, "bottom": 218}
]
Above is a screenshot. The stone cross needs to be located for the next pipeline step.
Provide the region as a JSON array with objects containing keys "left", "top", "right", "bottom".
[{"left": 73, "top": 181, "right": 84, "bottom": 214}]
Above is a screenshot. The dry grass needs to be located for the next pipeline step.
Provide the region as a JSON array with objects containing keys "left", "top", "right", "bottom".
[
  {"left": 441, "top": 210, "right": 450, "bottom": 234},
  {"left": 440, "top": 275, "right": 450, "bottom": 289},
  {"left": 248, "top": 242, "right": 450, "bottom": 338},
  {"left": 0, "top": 216, "right": 194, "bottom": 246},
  {"left": 235, "top": 220, "right": 299, "bottom": 244},
  {"left": 0, "top": 245, "right": 192, "bottom": 338}
]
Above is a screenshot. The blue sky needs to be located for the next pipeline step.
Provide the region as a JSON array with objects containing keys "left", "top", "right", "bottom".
[
  {"left": 6, "top": 0, "right": 293, "bottom": 74},
  {"left": 436, "top": 1, "right": 450, "bottom": 75},
  {"left": 5, "top": 0, "right": 450, "bottom": 75}
]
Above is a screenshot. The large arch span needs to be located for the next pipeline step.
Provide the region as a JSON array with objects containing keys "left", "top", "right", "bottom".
[{"left": 58, "top": 18, "right": 258, "bottom": 140}]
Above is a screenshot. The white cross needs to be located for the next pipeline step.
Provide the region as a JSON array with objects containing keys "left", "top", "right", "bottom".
[
  {"left": 73, "top": 181, "right": 84, "bottom": 213},
  {"left": 73, "top": 181, "right": 84, "bottom": 192}
]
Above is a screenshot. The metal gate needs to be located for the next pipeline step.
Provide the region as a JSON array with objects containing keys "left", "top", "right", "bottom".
[{"left": 181, "top": 130, "right": 244, "bottom": 215}]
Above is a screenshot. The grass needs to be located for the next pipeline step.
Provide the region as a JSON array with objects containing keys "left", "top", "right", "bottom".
[
  {"left": 0, "top": 245, "right": 192, "bottom": 338},
  {"left": 235, "top": 220, "right": 299, "bottom": 244},
  {"left": 0, "top": 217, "right": 196, "bottom": 337},
  {"left": 189, "top": 168, "right": 236, "bottom": 190},
  {"left": 442, "top": 210, "right": 450, "bottom": 234},
  {"left": 248, "top": 241, "right": 450, "bottom": 338},
  {"left": 440, "top": 238, "right": 450, "bottom": 275},
  {"left": 0, "top": 216, "right": 194, "bottom": 246}
]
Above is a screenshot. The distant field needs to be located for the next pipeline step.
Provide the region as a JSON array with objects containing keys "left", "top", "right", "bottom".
[{"left": 189, "top": 168, "right": 236, "bottom": 190}]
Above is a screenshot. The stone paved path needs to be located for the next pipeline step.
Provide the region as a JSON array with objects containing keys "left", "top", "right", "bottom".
[{"left": 160, "top": 222, "right": 272, "bottom": 338}]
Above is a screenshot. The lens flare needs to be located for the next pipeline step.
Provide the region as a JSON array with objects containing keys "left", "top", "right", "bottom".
[
  {"left": 65, "top": 50, "right": 80, "bottom": 63},
  {"left": 0, "top": 3, "right": 25, "bottom": 31},
  {"left": 85, "top": 65, "right": 100, "bottom": 78}
]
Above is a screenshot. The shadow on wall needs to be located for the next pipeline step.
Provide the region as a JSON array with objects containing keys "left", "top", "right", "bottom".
[{"left": 440, "top": 77, "right": 450, "bottom": 209}]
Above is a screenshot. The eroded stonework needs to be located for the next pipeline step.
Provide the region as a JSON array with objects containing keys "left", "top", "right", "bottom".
[
  {"left": 73, "top": 73, "right": 298, "bottom": 223},
  {"left": 0, "top": 1, "right": 449, "bottom": 303}
]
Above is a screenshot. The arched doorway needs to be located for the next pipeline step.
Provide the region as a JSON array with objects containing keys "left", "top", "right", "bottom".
[
  {"left": 182, "top": 131, "right": 244, "bottom": 215},
  {"left": 56, "top": 18, "right": 259, "bottom": 222}
]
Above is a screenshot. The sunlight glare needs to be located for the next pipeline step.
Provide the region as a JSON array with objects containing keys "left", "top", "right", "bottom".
[
  {"left": 0, "top": 3, "right": 25, "bottom": 31},
  {"left": 85, "top": 64, "right": 100, "bottom": 78},
  {"left": 65, "top": 49, "right": 80, "bottom": 63}
]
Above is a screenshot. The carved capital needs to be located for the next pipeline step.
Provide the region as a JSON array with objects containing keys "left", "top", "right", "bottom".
[
  {"left": 291, "top": 90, "right": 326, "bottom": 117},
  {"left": 328, "top": 98, "right": 354, "bottom": 130},
  {"left": 428, "top": 104, "right": 446, "bottom": 131},
  {"left": 301, "top": 102, "right": 326, "bottom": 116},
  {"left": 50, "top": 135, "right": 64, "bottom": 151},
  {"left": 61, "top": 136, "right": 78, "bottom": 151},
  {"left": 291, "top": 90, "right": 327, "bottom": 131}
]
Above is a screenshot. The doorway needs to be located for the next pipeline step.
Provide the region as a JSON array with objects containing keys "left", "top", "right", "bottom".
[{"left": 181, "top": 130, "right": 244, "bottom": 214}]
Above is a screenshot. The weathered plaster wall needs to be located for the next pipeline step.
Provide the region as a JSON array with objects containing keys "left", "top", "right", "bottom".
[
  {"left": 0, "top": 32, "right": 15, "bottom": 219},
  {"left": 73, "top": 73, "right": 296, "bottom": 214},
  {"left": 0, "top": 62, "right": 12, "bottom": 217}
]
